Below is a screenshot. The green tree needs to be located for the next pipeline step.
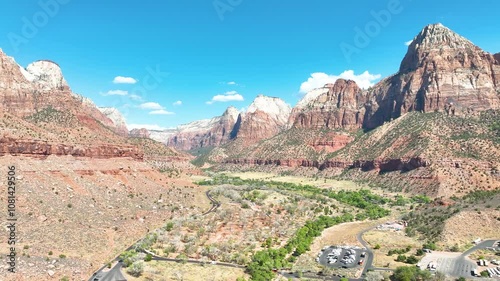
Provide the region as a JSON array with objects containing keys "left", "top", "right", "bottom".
[
  {"left": 165, "top": 221, "right": 174, "bottom": 232},
  {"left": 396, "top": 255, "right": 407, "bottom": 262},
  {"left": 405, "top": 255, "right": 419, "bottom": 264},
  {"left": 392, "top": 266, "right": 431, "bottom": 281}
]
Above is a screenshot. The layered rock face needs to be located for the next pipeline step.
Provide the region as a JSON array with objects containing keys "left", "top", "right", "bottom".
[
  {"left": 363, "top": 23, "right": 500, "bottom": 129},
  {"left": 290, "top": 79, "right": 367, "bottom": 129},
  {"left": 167, "top": 106, "right": 240, "bottom": 150},
  {"left": 223, "top": 157, "right": 428, "bottom": 172},
  {"left": 0, "top": 137, "right": 143, "bottom": 159},
  {"left": 129, "top": 128, "right": 151, "bottom": 138},
  {"left": 233, "top": 95, "right": 292, "bottom": 144},
  {"left": 98, "top": 107, "right": 129, "bottom": 136},
  {"left": 0, "top": 49, "right": 127, "bottom": 136}
]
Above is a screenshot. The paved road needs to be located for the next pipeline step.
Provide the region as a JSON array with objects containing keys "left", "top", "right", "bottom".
[
  {"left": 452, "top": 240, "right": 500, "bottom": 277},
  {"left": 94, "top": 262, "right": 126, "bottom": 281},
  {"left": 356, "top": 226, "right": 377, "bottom": 277},
  {"left": 87, "top": 241, "right": 139, "bottom": 281},
  {"left": 462, "top": 240, "right": 498, "bottom": 257},
  {"left": 409, "top": 240, "right": 499, "bottom": 278},
  {"left": 202, "top": 190, "right": 221, "bottom": 215}
]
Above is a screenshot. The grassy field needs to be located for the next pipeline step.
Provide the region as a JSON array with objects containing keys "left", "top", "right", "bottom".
[{"left": 222, "top": 171, "right": 363, "bottom": 191}]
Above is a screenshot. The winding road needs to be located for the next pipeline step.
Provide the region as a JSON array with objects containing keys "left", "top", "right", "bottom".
[
  {"left": 202, "top": 190, "right": 221, "bottom": 215},
  {"left": 356, "top": 226, "right": 376, "bottom": 277}
]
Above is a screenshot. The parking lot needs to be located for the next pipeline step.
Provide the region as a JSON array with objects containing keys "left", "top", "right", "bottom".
[{"left": 317, "top": 246, "right": 366, "bottom": 269}]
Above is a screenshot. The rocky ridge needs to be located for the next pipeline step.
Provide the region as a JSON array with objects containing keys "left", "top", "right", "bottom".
[
  {"left": 232, "top": 95, "right": 292, "bottom": 144},
  {"left": 363, "top": 23, "right": 500, "bottom": 129}
]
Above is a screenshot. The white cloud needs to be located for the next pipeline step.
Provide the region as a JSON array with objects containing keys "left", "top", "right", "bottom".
[
  {"left": 299, "top": 70, "right": 381, "bottom": 93},
  {"left": 113, "top": 76, "right": 137, "bottom": 84},
  {"left": 139, "top": 102, "right": 164, "bottom": 110},
  {"left": 173, "top": 100, "right": 182, "bottom": 106},
  {"left": 129, "top": 94, "right": 143, "bottom": 101},
  {"left": 227, "top": 81, "right": 237, "bottom": 85},
  {"left": 405, "top": 40, "right": 413, "bottom": 46},
  {"left": 103, "top": 90, "right": 128, "bottom": 96},
  {"left": 149, "top": 109, "right": 175, "bottom": 115},
  {"left": 207, "top": 91, "right": 244, "bottom": 104},
  {"left": 127, "top": 124, "right": 166, "bottom": 130}
]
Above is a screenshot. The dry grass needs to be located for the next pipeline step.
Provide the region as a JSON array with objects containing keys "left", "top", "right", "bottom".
[
  {"left": 0, "top": 155, "right": 201, "bottom": 280},
  {"left": 223, "top": 171, "right": 368, "bottom": 191},
  {"left": 123, "top": 261, "right": 248, "bottom": 281},
  {"left": 441, "top": 209, "right": 500, "bottom": 248},
  {"left": 363, "top": 229, "right": 423, "bottom": 268}
]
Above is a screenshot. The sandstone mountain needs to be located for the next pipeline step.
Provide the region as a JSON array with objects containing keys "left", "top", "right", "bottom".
[
  {"left": 98, "top": 107, "right": 129, "bottom": 136},
  {"left": 290, "top": 79, "right": 366, "bottom": 130},
  {"left": 166, "top": 106, "right": 240, "bottom": 150},
  {"left": 0, "top": 49, "right": 129, "bottom": 137},
  {"left": 0, "top": 49, "right": 198, "bottom": 281},
  {"left": 194, "top": 23, "right": 500, "bottom": 197},
  {"left": 363, "top": 23, "right": 500, "bottom": 129},
  {"left": 144, "top": 96, "right": 292, "bottom": 151},
  {"left": 233, "top": 95, "right": 292, "bottom": 144},
  {"left": 129, "top": 128, "right": 151, "bottom": 138}
]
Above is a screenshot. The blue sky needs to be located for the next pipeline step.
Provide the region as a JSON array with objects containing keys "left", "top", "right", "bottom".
[{"left": 1, "top": 0, "right": 499, "bottom": 130}]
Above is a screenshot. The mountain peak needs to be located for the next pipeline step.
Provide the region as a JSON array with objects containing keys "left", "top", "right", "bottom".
[
  {"left": 26, "top": 60, "right": 69, "bottom": 90},
  {"left": 412, "top": 23, "right": 475, "bottom": 50},
  {"left": 407, "top": 23, "right": 479, "bottom": 53},
  {"left": 247, "top": 95, "right": 291, "bottom": 124},
  {"left": 400, "top": 23, "right": 480, "bottom": 73},
  {"left": 222, "top": 106, "right": 240, "bottom": 121}
]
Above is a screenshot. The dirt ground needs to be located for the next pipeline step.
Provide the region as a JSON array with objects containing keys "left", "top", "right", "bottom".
[
  {"left": 363, "top": 229, "right": 423, "bottom": 268},
  {"left": 441, "top": 209, "right": 500, "bottom": 248},
  {"left": 123, "top": 261, "right": 248, "bottom": 281}
]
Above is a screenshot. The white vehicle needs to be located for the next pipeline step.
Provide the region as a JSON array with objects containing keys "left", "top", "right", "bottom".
[
  {"left": 472, "top": 269, "right": 479, "bottom": 277},
  {"left": 427, "top": 262, "right": 437, "bottom": 271}
]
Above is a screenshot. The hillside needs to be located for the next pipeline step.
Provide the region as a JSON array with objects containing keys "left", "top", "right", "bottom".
[
  {"left": 0, "top": 49, "right": 199, "bottom": 280},
  {"left": 191, "top": 23, "right": 500, "bottom": 198}
]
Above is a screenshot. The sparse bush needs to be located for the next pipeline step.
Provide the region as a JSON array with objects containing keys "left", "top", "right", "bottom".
[{"left": 127, "top": 261, "right": 144, "bottom": 277}]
